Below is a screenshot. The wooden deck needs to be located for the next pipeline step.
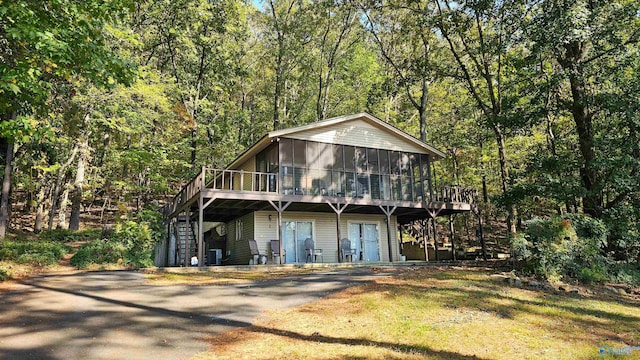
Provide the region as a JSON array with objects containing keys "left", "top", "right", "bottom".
[{"left": 164, "top": 167, "right": 477, "bottom": 223}]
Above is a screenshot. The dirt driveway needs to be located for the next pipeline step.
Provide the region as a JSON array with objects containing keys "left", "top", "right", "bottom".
[{"left": 0, "top": 269, "right": 387, "bottom": 359}]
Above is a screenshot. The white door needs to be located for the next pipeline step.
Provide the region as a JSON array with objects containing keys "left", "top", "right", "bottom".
[
  {"left": 282, "top": 221, "right": 313, "bottom": 263},
  {"left": 349, "top": 223, "right": 380, "bottom": 262}
]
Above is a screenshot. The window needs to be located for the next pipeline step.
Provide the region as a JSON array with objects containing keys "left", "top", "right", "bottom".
[
  {"left": 367, "top": 148, "right": 379, "bottom": 173},
  {"left": 390, "top": 151, "right": 400, "bottom": 174},
  {"left": 317, "top": 142, "right": 333, "bottom": 169},
  {"left": 332, "top": 145, "right": 344, "bottom": 170},
  {"left": 293, "top": 139, "right": 306, "bottom": 167},
  {"left": 280, "top": 138, "right": 293, "bottom": 167},
  {"left": 379, "top": 150, "right": 390, "bottom": 174},
  {"left": 235, "top": 219, "right": 243, "bottom": 241},
  {"left": 307, "top": 141, "right": 319, "bottom": 169},
  {"left": 344, "top": 146, "right": 355, "bottom": 171},
  {"left": 355, "top": 147, "right": 367, "bottom": 173},
  {"left": 370, "top": 174, "right": 381, "bottom": 199}
]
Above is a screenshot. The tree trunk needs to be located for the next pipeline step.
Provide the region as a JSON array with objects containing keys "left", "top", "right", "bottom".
[
  {"left": 57, "top": 187, "right": 70, "bottom": 230},
  {"left": 69, "top": 137, "right": 88, "bottom": 231},
  {"left": 34, "top": 174, "right": 48, "bottom": 233},
  {"left": 48, "top": 145, "right": 78, "bottom": 230},
  {"left": 493, "top": 123, "right": 516, "bottom": 235},
  {"left": 0, "top": 140, "right": 14, "bottom": 240},
  {"left": 419, "top": 79, "right": 429, "bottom": 142},
  {"left": 568, "top": 66, "right": 599, "bottom": 217}
]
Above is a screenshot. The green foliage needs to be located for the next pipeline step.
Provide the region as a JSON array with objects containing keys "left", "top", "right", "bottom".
[
  {"left": 70, "top": 206, "right": 165, "bottom": 269},
  {"left": 512, "top": 215, "right": 610, "bottom": 283},
  {"left": 609, "top": 263, "right": 640, "bottom": 286},
  {"left": 38, "top": 229, "right": 102, "bottom": 242},
  {"left": 0, "top": 240, "right": 72, "bottom": 266},
  {"left": 0, "top": 264, "right": 11, "bottom": 281},
  {"left": 70, "top": 239, "right": 128, "bottom": 268}
]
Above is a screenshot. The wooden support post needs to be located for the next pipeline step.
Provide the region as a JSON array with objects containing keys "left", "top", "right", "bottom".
[
  {"left": 399, "top": 223, "right": 404, "bottom": 259},
  {"left": 166, "top": 219, "right": 171, "bottom": 267},
  {"left": 449, "top": 214, "right": 456, "bottom": 261},
  {"left": 432, "top": 217, "right": 439, "bottom": 261},
  {"left": 268, "top": 200, "right": 292, "bottom": 264},
  {"left": 198, "top": 193, "right": 204, "bottom": 266},
  {"left": 474, "top": 205, "right": 487, "bottom": 261},
  {"left": 422, "top": 219, "right": 429, "bottom": 262},
  {"left": 379, "top": 205, "right": 397, "bottom": 262},
  {"left": 184, "top": 211, "right": 190, "bottom": 267},
  {"left": 327, "top": 202, "right": 348, "bottom": 263}
]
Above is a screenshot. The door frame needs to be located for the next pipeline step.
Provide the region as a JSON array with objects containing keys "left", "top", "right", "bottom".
[
  {"left": 347, "top": 220, "right": 382, "bottom": 262},
  {"left": 281, "top": 219, "right": 316, "bottom": 263}
]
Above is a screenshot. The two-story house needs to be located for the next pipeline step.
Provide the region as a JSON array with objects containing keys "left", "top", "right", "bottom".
[{"left": 160, "top": 112, "right": 477, "bottom": 266}]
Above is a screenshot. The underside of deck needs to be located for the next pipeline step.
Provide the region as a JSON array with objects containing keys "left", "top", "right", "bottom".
[{"left": 170, "top": 189, "right": 473, "bottom": 224}]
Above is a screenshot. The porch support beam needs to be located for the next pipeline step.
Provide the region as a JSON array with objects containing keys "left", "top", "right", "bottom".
[
  {"left": 422, "top": 219, "right": 429, "bottom": 262},
  {"left": 379, "top": 205, "right": 397, "bottom": 262},
  {"left": 268, "top": 200, "right": 292, "bottom": 264},
  {"left": 184, "top": 210, "right": 190, "bottom": 267},
  {"left": 449, "top": 214, "right": 456, "bottom": 261},
  {"left": 471, "top": 204, "right": 487, "bottom": 261},
  {"left": 426, "top": 208, "right": 443, "bottom": 261},
  {"left": 198, "top": 193, "right": 204, "bottom": 266},
  {"left": 327, "top": 202, "right": 348, "bottom": 263}
]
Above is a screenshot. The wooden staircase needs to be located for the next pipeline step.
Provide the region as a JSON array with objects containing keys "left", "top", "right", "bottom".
[{"left": 174, "top": 216, "right": 197, "bottom": 266}]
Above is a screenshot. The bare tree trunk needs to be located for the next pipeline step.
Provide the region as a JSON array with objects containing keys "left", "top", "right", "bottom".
[
  {"left": 57, "top": 187, "right": 70, "bottom": 230},
  {"left": 34, "top": 174, "right": 48, "bottom": 233},
  {"left": 493, "top": 124, "right": 516, "bottom": 235},
  {"left": 419, "top": 79, "right": 429, "bottom": 142},
  {"left": 0, "top": 140, "right": 14, "bottom": 240},
  {"left": 69, "top": 136, "right": 89, "bottom": 231},
  {"left": 48, "top": 145, "right": 78, "bottom": 230}
]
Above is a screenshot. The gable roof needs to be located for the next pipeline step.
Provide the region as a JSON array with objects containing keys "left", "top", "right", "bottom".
[{"left": 226, "top": 112, "right": 446, "bottom": 170}]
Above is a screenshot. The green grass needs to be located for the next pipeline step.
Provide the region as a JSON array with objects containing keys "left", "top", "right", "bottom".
[
  {"left": 143, "top": 267, "right": 323, "bottom": 285},
  {"left": 0, "top": 240, "right": 72, "bottom": 266},
  {"left": 194, "top": 267, "right": 640, "bottom": 360}
]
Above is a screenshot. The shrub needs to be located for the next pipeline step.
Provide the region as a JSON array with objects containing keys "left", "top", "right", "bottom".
[
  {"left": 0, "top": 240, "right": 72, "bottom": 266},
  {"left": 0, "top": 265, "right": 10, "bottom": 281},
  {"left": 70, "top": 205, "right": 165, "bottom": 269},
  {"left": 38, "top": 229, "right": 102, "bottom": 242},
  {"left": 113, "top": 221, "right": 156, "bottom": 268},
  {"left": 610, "top": 263, "right": 640, "bottom": 286},
  {"left": 70, "top": 239, "right": 127, "bottom": 268},
  {"left": 511, "top": 214, "right": 610, "bottom": 283}
]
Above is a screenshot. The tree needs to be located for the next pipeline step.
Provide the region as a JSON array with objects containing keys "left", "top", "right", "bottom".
[
  {"left": 433, "top": 0, "right": 533, "bottom": 235},
  {"left": 0, "top": 0, "right": 135, "bottom": 239},
  {"left": 361, "top": 0, "right": 444, "bottom": 142},
  {"left": 527, "top": 0, "right": 640, "bottom": 218}
]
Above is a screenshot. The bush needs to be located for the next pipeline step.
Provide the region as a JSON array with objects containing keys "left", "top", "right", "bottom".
[
  {"left": 70, "top": 239, "right": 128, "bottom": 268},
  {"left": 0, "top": 240, "right": 72, "bottom": 266},
  {"left": 511, "top": 215, "right": 609, "bottom": 283},
  {"left": 610, "top": 263, "right": 640, "bottom": 286},
  {"left": 38, "top": 229, "right": 102, "bottom": 242},
  {"left": 70, "top": 206, "right": 165, "bottom": 269},
  {"left": 0, "top": 265, "right": 10, "bottom": 281}
]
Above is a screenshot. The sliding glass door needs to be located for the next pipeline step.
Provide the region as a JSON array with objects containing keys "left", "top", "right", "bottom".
[
  {"left": 348, "top": 223, "right": 380, "bottom": 262},
  {"left": 282, "top": 221, "right": 313, "bottom": 263}
]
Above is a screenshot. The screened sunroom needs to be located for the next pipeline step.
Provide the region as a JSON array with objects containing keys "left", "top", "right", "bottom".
[{"left": 255, "top": 138, "right": 434, "bottom": 203}]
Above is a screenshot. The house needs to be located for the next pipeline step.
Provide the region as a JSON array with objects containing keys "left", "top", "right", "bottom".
[{"left": 158, "top": 112, "right": 478, "bottom": 267}]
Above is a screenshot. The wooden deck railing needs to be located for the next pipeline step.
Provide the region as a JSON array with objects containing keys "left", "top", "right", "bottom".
[
  {"left": 435, "top": 185, "right": 478, "bottom": 204},
  {"left": 164, "top": 167, "right": 478, "bottom": 217},
  {"left": 166, "top": 167, "right": 278, "bottom": 215}
]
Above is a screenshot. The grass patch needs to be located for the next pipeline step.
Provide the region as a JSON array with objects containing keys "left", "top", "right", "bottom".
[
  {"left": 0, "top": 240, "right": 72, "bottom": 266},
  {"left": 194, "top": 267, "right": 640, "bottom": 360},
  {"left": 0, "top": 238, "right": 75, "bottom": 282},
  {"left": 143, "top": 268, "right": 323, "bottom": 285}
]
